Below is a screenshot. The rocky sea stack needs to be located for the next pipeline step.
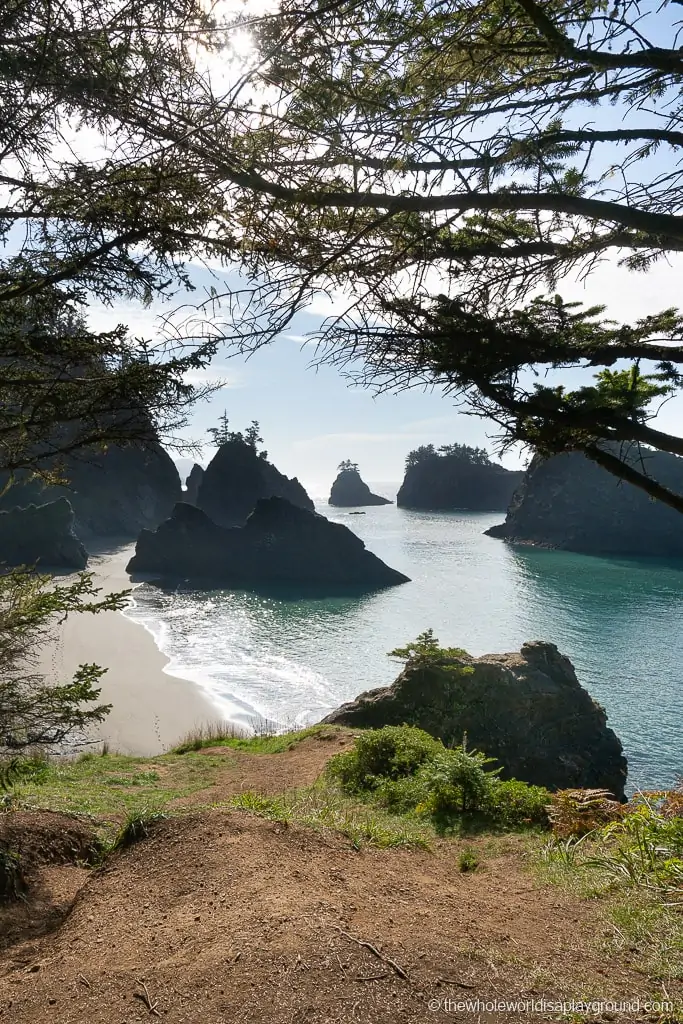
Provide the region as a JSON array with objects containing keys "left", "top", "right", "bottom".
[
  {"left": 486, "top": 448, "right": 683, "bottom": 557},
  {"left": 323, "top": 641, "right": 626, "bottom": 797},
  {"left": 0, "top": 498, "right": 88, "bottom": 570},
  {"left": 397, "top": 443, "right": 522, "bottom": 511},
  {"left": 0, "top": 442, "right": 181, "bottom": 539},
  {"left": 127, "top": 496, "right": 410, "bottom": 591},
  {"left": 196, "top": 438, "right": 314, "bottom": 527},
  {"left": 329, "top": 465, "right": 392, "bottom": 507},
  {"left": 184, "top": 463, "right": 204, "bottom": 505}
]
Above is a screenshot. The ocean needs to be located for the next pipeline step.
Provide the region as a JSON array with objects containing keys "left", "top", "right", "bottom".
[{"left": 123, "top": 487, "right": 683, "bottom": 790}]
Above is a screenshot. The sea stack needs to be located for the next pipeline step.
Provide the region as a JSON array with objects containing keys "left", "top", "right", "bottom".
[
  {"left": 486, "top": 448, "right": 683, "bottom": 557},
  {"left": 0, "top": 498, "right": 88, "bottom": 570},
  {"left": 127, "top": 497, "right": 410, "bottom": 591},
  {"left": 323, "top": 640, "right": 627, "bottom": 797},
  {"left": 329, "top": 464, "right": 392, "bottom": 507},
  {"left": 397, "top": 444, "right": 522, "bottom": 511},
  {"left": 184, "top": 463, "right": 204, "bottom": 505},
  {"left": 196, "top": 438, "right": 314, "bottom": 527}
]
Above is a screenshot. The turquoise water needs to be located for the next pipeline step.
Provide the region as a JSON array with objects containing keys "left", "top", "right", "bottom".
[{"left": 125, "top": 496, "right": 683, "bottom": 790}]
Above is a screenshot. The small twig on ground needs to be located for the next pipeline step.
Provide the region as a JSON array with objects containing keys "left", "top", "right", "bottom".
[
  {"left": 77, "top": 974, "right": 91, "bottom": 988},
  {"left": 331, "top": 925, "right": 409, "bottom": 981},
  {"left": 135, "top": 980, "right": 161, "bottom": 1017},
  {"left": 354, "top": 972, "right": 390, "bottom": 982},
  {"left": 438, "top": 977, "right": 475, "bottom": 989}
]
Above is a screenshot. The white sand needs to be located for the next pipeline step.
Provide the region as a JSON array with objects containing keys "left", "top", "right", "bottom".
[{"left": 38, "top": 545, "right": 219, "bottom": 755}]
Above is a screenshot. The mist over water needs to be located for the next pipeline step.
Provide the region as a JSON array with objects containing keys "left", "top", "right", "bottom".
[{"left": 124, "top": 489, "right": 683, "bottom": 790}]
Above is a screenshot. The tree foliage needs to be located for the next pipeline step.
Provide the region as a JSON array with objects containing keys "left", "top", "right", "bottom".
[
  {"left": 6, "top": 0, "right": 683, "bottom": 507},
  {"left": 405, "top": 444, "right": 492, "bottom": 469},
  {"left": 0, "top": 570, "right": 127, "bottom": 758},
  {"left": 207, "top": 413, "right": 267, "bottom": 458},
  {"left": 338, "top": 459, "right": 359, "bottom": 473}
]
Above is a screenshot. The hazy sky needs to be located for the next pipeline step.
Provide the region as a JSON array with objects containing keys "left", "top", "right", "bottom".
[{"left": 88, "top": 252, "right": 683, "bottom": 497}]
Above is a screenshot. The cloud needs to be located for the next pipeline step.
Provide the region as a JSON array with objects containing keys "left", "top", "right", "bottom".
[{"left": 182, "top": 365, "right": 244, "bottom": 388}]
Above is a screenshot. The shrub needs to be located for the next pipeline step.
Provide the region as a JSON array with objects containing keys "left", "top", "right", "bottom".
[
  {"left": 417, "top": 746, "right": 501, "bottom": 816},
  {"left": 327, "top": 725, "right": 442, "bottom": 792},
  {"left": 487, "top": 779, "right": 551, "bottom": 828},
  {"left": 457, "top": 847, "right": 479, "bottom": 873},
  {"left": 548, "top": 789, "right": 624, "bottom": 838},
  {"left": 586, "top": 806, "right": 683, "bottom": 896},
  {"left": 374, "top": 774, "right": 429, "bottom": 814}
]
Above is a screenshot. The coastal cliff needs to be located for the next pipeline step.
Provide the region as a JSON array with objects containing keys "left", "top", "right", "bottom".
[
  {"left": 0, "top": 498, "right": 88, "bottom": 569},
  {"left": 196, "top": 438, "right": 314, "bottom": 527},
  {"left": 127, "top": 496, "right": 410, "bottom": 590},
  {"left": 397, "top": 444, "right": 522, "bottom": 511},
  {"left": 0, "top": 442, "right": 181, "bottom": 539},
  {"left": 486, "top": 449, "right": 683, "bottom": 556},
  {"left": 323, "top": 640, "right": 626, "bottom": 797},
  {"left": 329, "top": 467, "right": 392, "bottom": 507}
]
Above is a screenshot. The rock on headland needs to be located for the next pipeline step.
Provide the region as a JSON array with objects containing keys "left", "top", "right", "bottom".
[
  {"left": 184, "top": 463, "right": 204, "bottom": 505},
  {"left": 397, "top": 446, "right": 523, "bottom": 511},
  {"left": 322, "top": 641, "right": 626, "bottom": 797},
  {"left": 486, "top": 448, "right": 683, "bottom": 556},
  {"left": 196, "top": 439, "right": 315, "bottom": 527},
  {"left": 329, "top": 468, "right": 392, "bottom": 507},
  {"left": 127, "top": 496, "right": 410, "bottom": 591},
  {"left": 0, "top": 442, "right": 181, "bottom": 539},
  {"left": 0, "top": 498, "right": 88, "bottom": 570}
]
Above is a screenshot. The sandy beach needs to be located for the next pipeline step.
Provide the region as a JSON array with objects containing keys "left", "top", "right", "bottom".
[{"left": 38, "top": 544, "right": 219, "bottom": 755}]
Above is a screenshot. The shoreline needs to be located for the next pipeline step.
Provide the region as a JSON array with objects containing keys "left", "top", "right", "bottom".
[{"left": 39, "top": 544, "right": 220, "bottom": 756}]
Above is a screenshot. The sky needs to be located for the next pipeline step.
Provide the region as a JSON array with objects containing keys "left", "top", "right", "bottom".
[{"left": 87, "top": 252, "right": 683, "bottom": 498}]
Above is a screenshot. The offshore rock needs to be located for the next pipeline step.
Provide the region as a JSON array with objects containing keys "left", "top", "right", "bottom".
[
  {"left": 329, "top": 469, "right": 392, "bottom": 507},
  {"left": 397, "top": 457, "right": 522, "bottom": 511},
  {"left": 485, "top": 449, "right": 683, "bottom": 556},
  {"left": 127, "top": 497, "right": 410, "bottom": 591},
  {"left": 322, "top": 641, "right": 626, "bottom": 797},
  {"left": 196, "top": 439, "right": 315, "bottom": 527},
  {"left": 184, "top": 464, "right": 204, "bottom": 505},
  {"left": 0, "top": 498, "right": 88, "bottom": 570}
]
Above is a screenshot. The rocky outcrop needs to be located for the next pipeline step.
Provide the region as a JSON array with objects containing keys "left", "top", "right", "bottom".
[
  {"left": 397, "top": 454, "right": 522, "bottom": 511},
  {"left": 196, "top": 439, "right": 315, "bottom": 527},
  {"left": 329, "top": 469, "right": 392, "bottom": 507},
  {"left": 127, "top": 497, "right": 410, "bottom": 591},
  {"left": 485, "top": 449, "right": 683, "bottom": 556},
  {"left": 322, "top": 641, "right": 626, "bottom": 797},
  {"left": 0, "top": 442, "right": 181, "bottom": 539},
  {"left": 0, "top": 498, "right": 88, "bottom": 570},
  {"left": 184, "top": 464, "right": 204, "bottom": 505}
]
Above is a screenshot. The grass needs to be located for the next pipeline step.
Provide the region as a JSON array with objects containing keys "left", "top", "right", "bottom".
[
  {"left": 171, "top": 721, "right": 340, "bottom": 755},
  {"left": 228, "top": 778, "right": 433, "bottom": 849},
  {"left": 4, "top": 726, "right": 348, "bottom": 844},
  {"left": 535, "top": 829, "right": 683, "bottom": 990}
]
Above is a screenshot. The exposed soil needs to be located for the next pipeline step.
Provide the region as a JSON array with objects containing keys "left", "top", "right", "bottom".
[
  {"left": 171, "top": 730, "right": 355, "bottom": 808},
  {"left": 0, "top": 739, "right": 678, "bottom": 1023}
]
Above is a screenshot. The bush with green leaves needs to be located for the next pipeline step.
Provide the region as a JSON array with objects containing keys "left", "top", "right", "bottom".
[
  {"left": 328, "top": 726, "right": 551, "bottom": 831},
  {"left": 417, "top": 747, "right": 501, "bottom": 816},
  {"left": 327, "top": 725, "right": 442, "bottom": 792},
  {"left": 486, "top": 779, "right": 550, "bottom": 828}
]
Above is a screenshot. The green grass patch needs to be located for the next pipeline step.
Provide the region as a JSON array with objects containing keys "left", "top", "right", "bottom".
[
  {"left": 8, "top": 751, "right": 234, "bottom": 840},
  {"left": 228, "top": 779, "right": 433, "bottom": 849},
  {"left": 171, "top": 723, "right": 341, "bottom": 755}
]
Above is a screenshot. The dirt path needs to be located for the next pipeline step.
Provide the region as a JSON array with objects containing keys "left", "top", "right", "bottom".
[{"left": 0, "top": 809, "right": 669, "bottom": 1024}]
